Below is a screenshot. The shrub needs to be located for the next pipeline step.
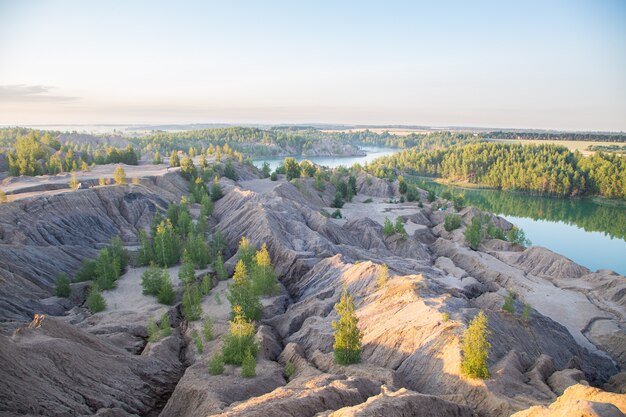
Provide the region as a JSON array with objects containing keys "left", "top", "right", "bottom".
[
  {"left": 208, "top": 353, "right": 225, "bottom": 375},
  {"left": 241, "top": 349, "right": 257, "bottom": 378},
  {"left": 192, "top": 329, "right": 203, "bottom": 353},
  {"left": 394, "top": 217, "right": 407, "bottom": 238},
  {"left": 141, "top": 263, "right": 166, "bottom": 295},
  {"left": 444, "top": 214, "right": 461, "bottom": 232},
  {"left": 179, "top": 252, "right": 196, "bottom": 285},
  {"left": 461, "top": 311, "right": 491, "bottom": 379},
  {"left": 270, "top": 171, "right": 278, "bottom": 181},
  {"left": 182, "top": 284, "right": 202, "bottom": 321},
  {"left": 427, "top": 190, "right": 436, "bottom": 202},
  {"left": 147, "top": 318, "right": 160, "bottom": 342},
  {"left": 331, "top": 209, "right": 342, "bottom": 219},
  {"left": 157, "top": 274, "right": 176, "bottom": 305},
  {"left": 332, "top": 288, "right": 362, "bottom": 365},
  {"left": 54, "top": 273, "right": 71, "bottom": 298},
  {"left": 211, "top": 177, "right": 224, "bottom": 201},
  {"left": 453, "top": 195, "right": 464, "bottom": 211},
  {"left": 502, "top": 290, "right": 516, "bottom": 314},
  {"left": 506, "top": 226, "right": 531, "bottom": 247},
  {"left": 465, "top": 215, "right": 485, "bottom": 250},
  {"left": 442, "top": 312, "right": 450, "bottom": 322},
  {"left": 98, "top": 177, "right": 106, "bottom": 186},
  {"left": 363, "top": 198, "right": 373, "bottom": 203},
  {"left": 487, "top": 223, "right": 506, "bottom": 240},
  {"left": 222, "top": 305, "right": 258, "bottom": 365},
  {"left": 332, "top": 192, "right": 344, "bottom": 208},
  {"left": 160, "top": 313, "right": 172, "bottom": 337},
  {"left": 284, "top": 361, "right": 295, "bottom": 379},
  {"left": 383, "top": 217, "right": 395, "bottom": 237},
  {"left": 87, "top": 285, "right": 106, "bottom": 313},
  {"left": 202, "top": 316, "right": 213, "bottom": 341},
  {"left": 75, "top": 259, "right": 97, "bottom": 282}
]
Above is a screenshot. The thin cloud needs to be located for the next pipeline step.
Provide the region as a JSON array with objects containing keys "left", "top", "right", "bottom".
[{"left": 0, "top": 85, "right": 78, "bottom": 102}]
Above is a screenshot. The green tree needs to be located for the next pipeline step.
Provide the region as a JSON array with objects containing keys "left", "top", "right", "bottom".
[
  {"left": 461, "top": 311, "right": 491, "bottom": 379},
  {"left": 157, "top": 273, "right": 175, "bottom": 305},
  {"left": 185, "top": 232, "right": 210, "bottom": 268},
  {"left": 237, "top": 236, "right": 256, "bottom": 268},
  {"left": 284, "top": 157, "right": 300, "bottom": 181},
  {"left": 227, "top": 260, "right": 262, "bottom": 321},
  {"left": 241, "top": 349, "right": 257, "bottom": 377},
  {"left": 153, "top": 151, "right": 162, "bottom": 164},
  {"left": 222, "top": 305, "right": 258, "bottom": 365},
  {"left": 182, "top": 283, "right": 202, "bottom": 321},
  {"left": 137, "top": 229, "right": 154, "bottom": 265},
  {"left": 141, "top": 263, "right": 165, "bottom": 295},
  {"left": 223, "top": 159, "right": 239, "bottom": 181},
  {"left": 332, "top": 192, "right": 345, "bottom": 208},
  {"left": 398, "top": 176, "right": 408, "bottom": 194},
  {"left": 521, "top": 303, "right": 532, "bottom": 323},
  {"left": 261, "top": 162, "right": 271, "bottom": 178},
  {"left": 200, "top": 194, "right": 213, "bottom": 217},
  {"left": 502, "top": 290, "right": 516, "bottom": 314},
  {"left": 69, "top": 173, "right": 80, "bottom": 191},
  {"left": 87, "top": 285, "right": 106, "bottom": 313},
  {"left": 213, "top": 253, "right": 228, "bottom": 281},
  {"left": 332, "top": 288, "right": 362, "bottom": 365},
  {"left": 270, "top": 171, "right": 278, "bottom": 181},
  {"left": 208, "top": 353, "right": 225, "bottom": 375},
  {"left": 211, "top": 177, "right": 224, "bottom": 201},
  {"left": 465, "top": 215, "right": 485, "bottom": 250},
  {"left": 383, "top": 217, "right": 395, "bottom": 237},
  {"left": 444, "top": 214, "right": 461, "bottom": 232},
  {"left": 54, "top": 273, "right": 71, "bottom": 298},
  {"left": 202, "top": 316, "right": 214, "bottom": 341},
  {"left": 251, "top": 243, "right": 279, "bottom": 296},
  {"left": 179, "top": 251, "right": 196, "bottom": 285},
  {"left": 394, "top": 217, "right": 407, "bottom": 238},
  {"left": 180, "top": 155, "right": 196, "bottom": 179},
  {"left": 95, "top": 248, "right": 120, "bottom": 290},
  {"left": 153, "top": 219, "right": 180, "bottom": 267},
  {"left": 169, "top": 151, "right": 180, "bottom": 167},
  {"left": 114, "top": 165, "right": 127, "bottom": 185}
]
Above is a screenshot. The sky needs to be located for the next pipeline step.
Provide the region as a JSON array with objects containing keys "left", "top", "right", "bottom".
[{"left": 0, "top": 0, "right": 625, "bottom": 131}]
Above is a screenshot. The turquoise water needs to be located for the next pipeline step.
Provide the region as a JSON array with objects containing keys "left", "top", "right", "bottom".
[
  {"left": 252, "top": 147, "right": 626, "bottom": 275},
  {"left": 252, "top": 146, "right": 398, "bottom": 171},
  {"left": 418, "top": 179, "right": 626, "bottom": 275}
]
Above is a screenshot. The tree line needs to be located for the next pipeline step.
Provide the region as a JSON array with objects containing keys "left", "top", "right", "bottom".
[{"left": 367, "top": 142, "right": 626, "bottom": 199}]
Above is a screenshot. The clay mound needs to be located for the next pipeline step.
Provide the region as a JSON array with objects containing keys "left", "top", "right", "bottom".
[
  {"left": 0, "top": 181, "right": 186, "bottom": 324},
  {"left": 355, "top": 173, "right": 397, "bottom": 198},
  {"left": 511, "top": 384, "right": 626, "bottom": 417},
  {"left": 0, "top": 315, "right": 184, "bottom": 417},
  {"left": 508, "top": 247, "right": 590, "bottom": 279},
  {"left": 216, "top": 375, "right": 380, "bottom": 417},
  {"left": 321, "top": 387, "right": 477, "bottom": 417}
]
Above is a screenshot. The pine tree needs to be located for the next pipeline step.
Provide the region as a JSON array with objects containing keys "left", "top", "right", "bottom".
[
  {"left": 213, "top": 253, "right": 228, "bottom": 281},
  {"left": 222, "top": 305, "right": 258, "bottom": 365},
  {"left": 87, "top": 285, "right": 106, "bottom": 313},
  {"left": 54, "top": 273, "right": 71, "bottom": 297},
  {"left": 502, "top": 290, "right": 516, "bottom": 314},
  {"left": 241, "top": 349, "right": 257, "bottom": 377},
  {"left": 461, "top": 311, "right": 491, "bottom": 379},
  {"left": 251, "top": 243, "right": 279, "bottom": 296},
  {"left": 157, "top": 272, "right": 175, "bottom": 305},
  {"left": 169, "top": 151, "right": 180, "bottom": 167},
  {"left": 179, "top": 251, "right": 196, "bottom": 285},
  {"left": 154, "top": 219, "right": 180, "bottom": 267},
  {"left": 211, "top": 177, "right": 223, "bottom": 201},
  {"left": 332, "top": 288, "right": 362, "bottom": 365},
  {"left": 114, "top": 165, "right": 126, "bottom": 185},
  {"left": 383, "top": 217, "right": 395, "bottom": 237},
  {"left": 465, "top": 215, "right": 485, "bottom": 250},
  {"left": 237, "top": 236, "right": 256, "bottom": 268},
  {"left": 69, "top": 173, "right": 80, "bottom": 191},
  {"left": 227, "top": 260, "right": 262, "bottom": 321}
]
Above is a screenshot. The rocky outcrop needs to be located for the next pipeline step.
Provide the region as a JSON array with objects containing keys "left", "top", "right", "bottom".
[
  {"left": 0, "top": 315, "right": 184, "bottom": 417},
  {"left": 511, "top": 384, "right": 626, "bottom": 417},
  {"left": 0, "top": 175, "right": 188, "bottom": 325}
]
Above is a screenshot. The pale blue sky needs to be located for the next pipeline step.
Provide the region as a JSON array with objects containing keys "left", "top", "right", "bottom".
[{"left": 0, "top": 0, "right": 625, "bottom": 130}]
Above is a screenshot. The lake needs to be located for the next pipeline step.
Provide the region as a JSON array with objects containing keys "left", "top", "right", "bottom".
[
  {"left": 254, "top": 147, "right": 626, "bottom": 276},
  {"left": 252, "top": 146, "right": 398, "bottom": 171},
  {"left": 417, "top": 179, "right": 626, "bottom": 276}
]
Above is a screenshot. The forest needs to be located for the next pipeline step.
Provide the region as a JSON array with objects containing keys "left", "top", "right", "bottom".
[{"left": 366, "top": 142, "right": 626, "bottom": 199}]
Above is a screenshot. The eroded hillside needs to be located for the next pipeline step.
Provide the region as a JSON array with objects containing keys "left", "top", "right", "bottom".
[{"left": 0, "top": 159, "right": 624, "bottom": 417}]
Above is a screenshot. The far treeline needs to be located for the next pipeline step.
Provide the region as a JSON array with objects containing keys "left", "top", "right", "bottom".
[{"left": 367, "top": 142, "right": 626, "bottom": 199}]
